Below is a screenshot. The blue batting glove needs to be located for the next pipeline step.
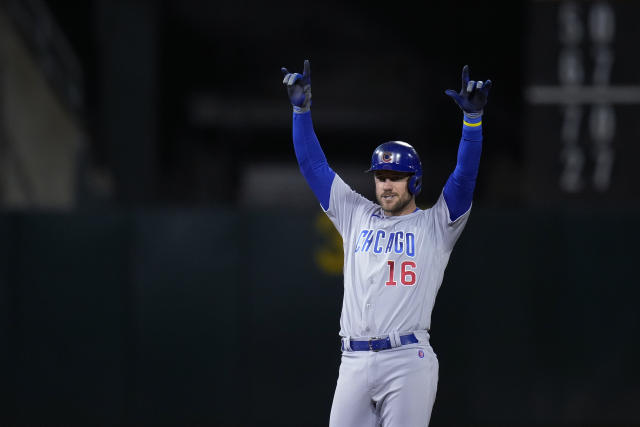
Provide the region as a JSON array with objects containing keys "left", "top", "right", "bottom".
[
  {"left": 445, "top": 65, "right": 492, "bottom": 118},
  {"left": 281, "top": 59, "right": 312, "bottom": 113}
]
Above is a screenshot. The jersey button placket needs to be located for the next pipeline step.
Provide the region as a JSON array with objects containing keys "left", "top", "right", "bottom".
[
  {"left": 362, "top": 302, "right": 370, "bottom": 332},
  {"left": 365, "top": 302, "right": 375, "bottom": 334},
  {"left": 362, "top": 278, "right": 375, "bottom": 333}
]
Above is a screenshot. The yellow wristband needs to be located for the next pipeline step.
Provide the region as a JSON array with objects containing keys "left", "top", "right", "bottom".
[{"left": 463, "top": 120, "right": 482, "bottom": 127}]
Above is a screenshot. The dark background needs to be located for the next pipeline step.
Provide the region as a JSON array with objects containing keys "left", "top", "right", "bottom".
[{"left": 1, "top": 0, "right": 639, "bottom": 426}]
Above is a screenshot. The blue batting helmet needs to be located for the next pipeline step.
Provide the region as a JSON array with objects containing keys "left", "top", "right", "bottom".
[{"left": 366, "top": 141, "right": 423, "bottom": 195}]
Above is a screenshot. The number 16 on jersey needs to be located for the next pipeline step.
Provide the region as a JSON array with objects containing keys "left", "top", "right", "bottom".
[{"left": 385, "top": 260, "right": 417, "bottom": 286}]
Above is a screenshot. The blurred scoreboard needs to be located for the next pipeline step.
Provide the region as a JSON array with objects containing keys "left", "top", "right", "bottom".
[{"left": 524, "top": 0, "right": 640, "bottom": 207}]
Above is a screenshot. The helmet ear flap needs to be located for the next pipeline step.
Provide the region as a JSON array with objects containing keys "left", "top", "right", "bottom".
[{"left": 409, "top": 174, "right": 422, "bottom": 195}]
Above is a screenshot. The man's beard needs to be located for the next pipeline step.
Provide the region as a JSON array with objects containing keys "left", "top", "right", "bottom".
[{"left": 377, "top": 192, "right": 412, "bottom": 215}]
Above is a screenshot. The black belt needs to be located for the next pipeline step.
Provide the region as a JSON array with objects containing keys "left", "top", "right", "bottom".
[{"left": 342, "top": 333, "right": 418, "bottom": 352}]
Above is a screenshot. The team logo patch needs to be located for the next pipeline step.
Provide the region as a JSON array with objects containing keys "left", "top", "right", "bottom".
[
  {"left": 418, "top": 349, "right": 424, "bottom": 358},
  {"left": 382, "top": 152, "right": 394, "bottom": 163}
]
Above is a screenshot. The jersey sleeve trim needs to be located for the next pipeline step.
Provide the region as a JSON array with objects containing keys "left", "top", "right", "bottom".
[
  {"left": 441, "top": 190, "right": 472, "bottom": 225},
  {"left": 321, "top": 174, "right": 338, "bottom": 213}
]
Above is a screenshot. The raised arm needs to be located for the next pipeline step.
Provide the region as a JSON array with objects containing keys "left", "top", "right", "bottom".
[
  {"left": 443, "top": 65, "right": 492, "bottom": 222},
  {"left": 281, "top": 60, "right": 336, "bottom": 211}
]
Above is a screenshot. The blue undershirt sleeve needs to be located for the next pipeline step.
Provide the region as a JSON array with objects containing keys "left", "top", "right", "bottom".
[
  {"left": 292, "top": 111, "right": 336, "bottom": 211},
  {"left": 443, "top": 114, "right": 483, "bottom": 222}
]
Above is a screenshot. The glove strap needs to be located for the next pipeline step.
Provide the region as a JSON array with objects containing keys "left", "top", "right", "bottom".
[{"left": 463, "top": 110, "right": 483, "bottom": 119}]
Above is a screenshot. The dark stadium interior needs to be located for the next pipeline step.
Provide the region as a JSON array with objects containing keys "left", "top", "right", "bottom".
[
  {"left": 1, "top": 0, "right": 639, "bottom": 426},
  {"left": 40, "top": 0, "right": 525, "bottom": 208}
]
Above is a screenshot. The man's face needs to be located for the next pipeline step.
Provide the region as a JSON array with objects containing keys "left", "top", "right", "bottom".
[{"left": 374, "top": 170, "right": 414, "bottom": 216}]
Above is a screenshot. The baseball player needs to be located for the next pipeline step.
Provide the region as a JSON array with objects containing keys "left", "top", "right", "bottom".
[{"left": 281, "top": 60, "right": 491, "bottom": 426}]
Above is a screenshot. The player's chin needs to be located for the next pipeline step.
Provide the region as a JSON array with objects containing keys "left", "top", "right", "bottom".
[
  {"left": 381, "top": 199, "right": 402, "bottom": 212},
  {"left": 378, "top": 196, "right": 395, "bottom": 209}
]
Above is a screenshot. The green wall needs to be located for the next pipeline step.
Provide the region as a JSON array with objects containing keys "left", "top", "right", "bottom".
[{"left": 0, "top": 207, "right": 638, "bottom": 426}]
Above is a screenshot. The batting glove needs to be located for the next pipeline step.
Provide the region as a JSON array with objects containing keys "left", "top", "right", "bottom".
[
  {"left": 445, "top": 65, "right": 492, "bottom": 118},
  {"left": 281, "top": 59, "right": 312, "bottom": 113}
]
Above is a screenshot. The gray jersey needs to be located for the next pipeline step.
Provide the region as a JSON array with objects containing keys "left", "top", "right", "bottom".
[{"left": 325, "top": 174, "right": 470, "bottom": 339}]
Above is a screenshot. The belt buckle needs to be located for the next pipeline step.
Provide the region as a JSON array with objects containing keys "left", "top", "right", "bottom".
[{"left": 368, "top": 337, "right": 383, "bottom": 352}]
